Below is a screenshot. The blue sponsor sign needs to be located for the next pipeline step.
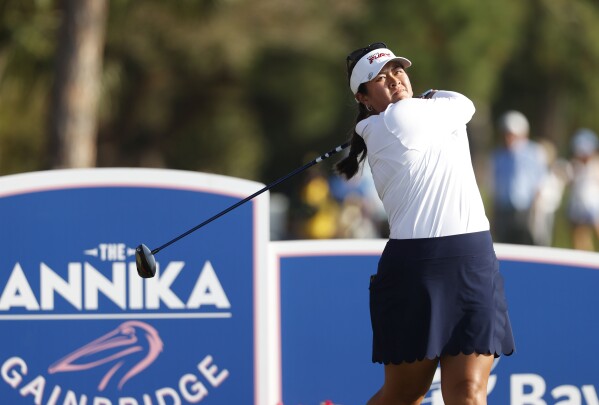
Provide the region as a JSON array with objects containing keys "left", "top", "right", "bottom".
[
  {"left": 0, "top": 169, "right": 278, "bottom": 405},
  {"left": 272, "top": 240, "right": 599, "bottom": 405}
]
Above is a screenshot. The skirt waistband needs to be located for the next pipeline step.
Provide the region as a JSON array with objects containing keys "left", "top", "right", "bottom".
[{"left": 385, "top": 231, "right": 494, "bottom": 260}]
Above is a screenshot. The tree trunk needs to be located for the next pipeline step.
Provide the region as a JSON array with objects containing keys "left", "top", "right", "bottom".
[{"left": 49, "top": 0, "right": 108, "bottom": 168}]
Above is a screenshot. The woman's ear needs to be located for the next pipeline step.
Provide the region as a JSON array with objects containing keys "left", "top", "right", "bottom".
[{"left": 355, "top": 92, "right": 368, "bottom": 107}]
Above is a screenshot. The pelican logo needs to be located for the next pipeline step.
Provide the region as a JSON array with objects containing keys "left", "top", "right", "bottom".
[{"left": 48, "top": 321, "right": 163, "bottom": 391}]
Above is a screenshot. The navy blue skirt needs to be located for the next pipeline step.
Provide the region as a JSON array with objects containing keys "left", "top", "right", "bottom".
[{"left": 369, "top": 231, "right": 515, "bottom": 364}]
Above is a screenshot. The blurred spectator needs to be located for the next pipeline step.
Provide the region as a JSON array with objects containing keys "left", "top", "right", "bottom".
[
  {"left": 529, "top": 139, "right": 572, "bottom": 246},
  {"left": 270, "top": 192, "right": 290, "bottom": 240},
  {"left": 491, "top": 110, "right": 548, "bottom": 244},
  {"left": 296, "top": 169, "right": 340, "bottom": 239},
  {"left": 567, "top": 128, "right": 599, "bottom": 251},
  {"left": 329, "top": 160, "right": 387, "bottom": 238},
  {"left": 289, "top": 162, "right": 389, "bottom": 240},
  {"left": 337, "top": 195, "right": 379, "bottom": 238}
]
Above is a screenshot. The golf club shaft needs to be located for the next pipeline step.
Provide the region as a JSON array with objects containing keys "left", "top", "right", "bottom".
[{"left": 151, "top": 142, "right": 350, "bottom": 255}]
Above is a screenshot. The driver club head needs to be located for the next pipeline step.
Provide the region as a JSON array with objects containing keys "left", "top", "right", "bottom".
[{"left": 135, "top": 244, "right": 156, "bottom": 278}]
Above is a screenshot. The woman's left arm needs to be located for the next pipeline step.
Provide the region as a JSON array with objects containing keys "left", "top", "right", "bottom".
[
  {"left": 428, "top": 91, "right": 476, "bottom": 125},
  {"left": 384, "top": 90, "right": 475, "bottom": 140}
]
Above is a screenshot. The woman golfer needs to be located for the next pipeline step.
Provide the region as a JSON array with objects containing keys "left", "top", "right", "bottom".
[{"left": 336, "top": 43, "right": 515, "bottom": 405}]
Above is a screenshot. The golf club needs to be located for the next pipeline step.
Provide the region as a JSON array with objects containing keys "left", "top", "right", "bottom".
[{"left": 135, "top": 142, "right": 350, "bottom": 278}]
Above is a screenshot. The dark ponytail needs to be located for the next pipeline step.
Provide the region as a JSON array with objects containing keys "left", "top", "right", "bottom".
[{"left": 335, "top": 93, "right": 372, "bottom": 180}]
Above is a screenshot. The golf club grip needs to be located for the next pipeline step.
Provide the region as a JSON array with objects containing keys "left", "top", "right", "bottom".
[{"left": 152, "top": 142, "right": 350, "bottom": 254}]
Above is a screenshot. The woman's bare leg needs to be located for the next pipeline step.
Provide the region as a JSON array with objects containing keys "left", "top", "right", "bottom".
[
  {"left": 367, "top": 358, "right": 438, "bottom": 405},
  {"left": 440, "top": 353, "right": 494, "bottom": 405}
]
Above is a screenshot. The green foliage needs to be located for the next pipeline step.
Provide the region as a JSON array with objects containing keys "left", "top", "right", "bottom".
[
  {"left": 1, "top": 0, "right": 599, "bottom": 246},
  {"left": 493, "top": 0, "right": 599, "bottom": 148},
  {"left": 0, "top": 0, "right": 57, "bottom": 173},
  {"left": 95, "top": 0, "right": 360, "bottom": 178}
]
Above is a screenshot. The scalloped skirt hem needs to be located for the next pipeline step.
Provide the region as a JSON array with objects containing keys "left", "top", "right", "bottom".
[
  {"left": 373, "top": 349, "right": 516, "bottom": 365},
  {"left": 369, "top": 231, "right": 516, "bottom": 365}
]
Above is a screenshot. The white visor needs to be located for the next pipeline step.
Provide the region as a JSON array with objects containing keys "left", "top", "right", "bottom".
[{"left": 349, "top": 48, "right": 411, "bottom": 94}]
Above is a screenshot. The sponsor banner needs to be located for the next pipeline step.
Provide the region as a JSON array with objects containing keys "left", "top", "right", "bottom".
[
  {"left": 271, "top": 240, "right": 599, "bottom": 405},
  {"left": 0, "top": 168, "right": 278, "bottom": 405}
]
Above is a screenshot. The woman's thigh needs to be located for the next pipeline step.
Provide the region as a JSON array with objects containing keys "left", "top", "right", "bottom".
[
  {"left": 379, "top": 358, "right": 439, "bottom": 404},
  {"left": 439, "top": 353, "right": 494, "bottom": 405}
]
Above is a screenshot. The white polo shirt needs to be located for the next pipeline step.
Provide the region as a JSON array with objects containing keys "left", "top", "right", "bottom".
[{"left": 356, "top": 91, "right": 489, "bottom": 239}]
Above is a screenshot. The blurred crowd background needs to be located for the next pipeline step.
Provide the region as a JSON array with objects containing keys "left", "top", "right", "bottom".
[{"left": 1, "top": 0, "right": 599, "bottom": 250}]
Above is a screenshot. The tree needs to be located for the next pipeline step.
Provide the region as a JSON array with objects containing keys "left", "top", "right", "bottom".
[{"left": 48, "top": 0, "right": 108, "bottom": 168}]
